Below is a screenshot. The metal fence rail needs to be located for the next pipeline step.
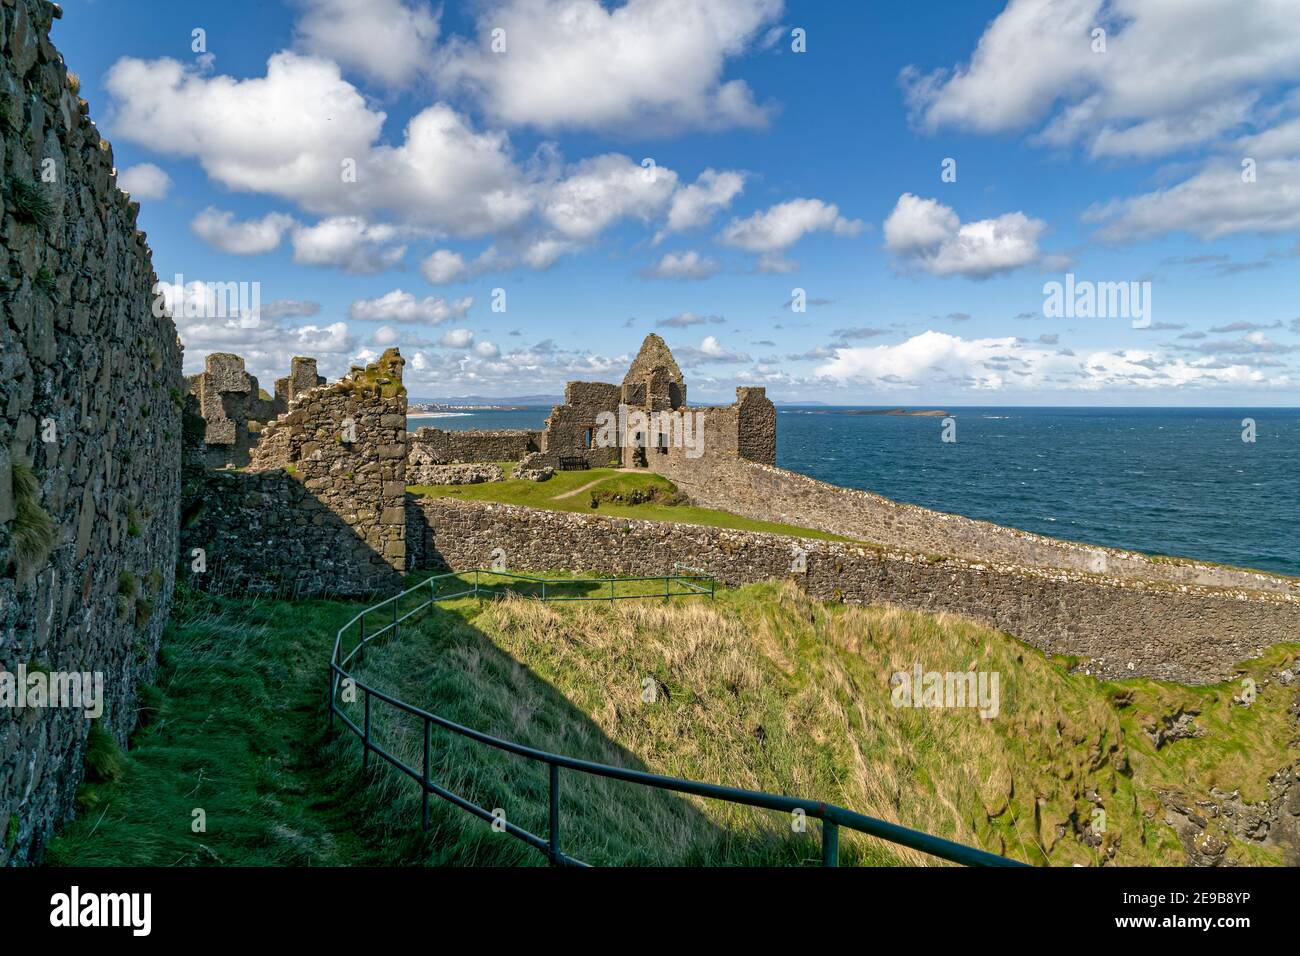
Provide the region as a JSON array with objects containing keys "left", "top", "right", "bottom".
[{"left": 327, "top": 569, "right": 1025, "bottom": 868}]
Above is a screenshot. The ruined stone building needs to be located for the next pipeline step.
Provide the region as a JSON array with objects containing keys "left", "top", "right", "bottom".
[
  {"left": 187, "top": 354, "right": 323, "bottom": 469},
  {"left": 408, "top": 333, "right": 777, "bottom": 475},
  {"left": 181, "top": 348, "right": 409, "bottom": 598},
  {"left": 10, "top": 0, "right": 1300, "bottom": 875},
  {"left": 536, "top": 333, "right": 775, "bottom": 472}
]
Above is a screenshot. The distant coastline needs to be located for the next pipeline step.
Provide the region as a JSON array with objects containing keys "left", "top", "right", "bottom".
[
  {"left": 840, "top": 408, "right": 948, "bottom": 417},
  {"left": 789, "top": 407, "right": 949, "bottom": 417},
  {"left": 409, "top": 404, "right": 533, "bottom": 413}
]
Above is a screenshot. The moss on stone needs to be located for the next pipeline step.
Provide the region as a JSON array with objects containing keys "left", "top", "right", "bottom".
[
  {"left": 6, "top": 177, "right": 53, "bottom": 227},
  {"left": 10, "top": 462, "right": 54, "bottom": 577},
  {"left": 33, "top": 265, "right": 56, "bottom": 298}
]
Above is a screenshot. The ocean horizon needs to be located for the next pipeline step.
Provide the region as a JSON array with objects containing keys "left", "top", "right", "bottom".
[{"left": 410, "top": 405, "right": 1298, "bottom": 576}]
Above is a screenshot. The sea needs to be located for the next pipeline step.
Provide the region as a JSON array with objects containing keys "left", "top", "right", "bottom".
[{"left": 407, "top": 407, "right": 1299, "bottom": 576}]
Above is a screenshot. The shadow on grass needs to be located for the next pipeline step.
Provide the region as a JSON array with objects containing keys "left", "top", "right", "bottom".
[
  {"left": 46, "top": 581, "right": 863, "bottom": 866},
  {"left": 334, "top": 593, "right": 857, "bottom": 866}
]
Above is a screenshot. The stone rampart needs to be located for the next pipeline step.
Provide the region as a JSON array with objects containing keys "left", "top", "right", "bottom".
[
  {"left": 408, "top": 426, "right": 539, "bottom": 466},
  {"left": 655, "top": 457, "right": 1298, "bottom": 595},
  {"left": 1, "top": 0, "right": 182, "bottom": 864},
  {"left": 180, "top": 349, "right": 408, "bottom": 597},
  {"left": 410, "top": 497, "right": 1300, "bottom": 685}
]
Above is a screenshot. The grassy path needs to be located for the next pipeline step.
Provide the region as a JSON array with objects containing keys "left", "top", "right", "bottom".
[
  {"left": 551, "top": 474, "right": 622, "bottom": 499},
  {"left": 45, "top": 577, "right": 1300, "bottom": 867},
  {"left": 45, "top": 588, "right": 382, "bottom": 866}
]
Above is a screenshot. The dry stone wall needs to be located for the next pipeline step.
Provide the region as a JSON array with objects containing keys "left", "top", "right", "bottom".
[
  {"left": 408, "top": 426, "right": 538, "bottom": 467},
  {"left": 411, "top": 498, "right": 1300, "bottom": 685},
  {"left": 1, "top": 0, "right": 182, "bottom": 864},
  {"left": 181, "top": 349, "right": 408, "bottom": 598},
  {"left": 657, "top": 458, "right": 1299, "bottom": 595}
]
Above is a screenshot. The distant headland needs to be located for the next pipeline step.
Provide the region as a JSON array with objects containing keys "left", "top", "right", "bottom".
[{"left": 798, "top": 407, "right": 949, "bottom": 417}]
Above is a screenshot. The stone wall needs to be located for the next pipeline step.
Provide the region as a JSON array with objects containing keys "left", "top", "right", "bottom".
[
  {"left": 274, "top": 355, "right": 325, "bottom": 410},
  {"left": 425, "top": 335, "right": 777, "bottom": 473},
  {"left": 655, "top": 457, "right": 1299, "bottom": 595},
  {"left": 1, "top": 0, "right": 182, "bottom": 864},
  {"left": 187, "top": 354, "right": 322, "bottom": 469},
  {"left": 408, "top": 426, "right": 539, "bottom": 467},
  {"left": 538, "top": 380, "right": 622, "bottom": 468},
  {"left": 186, "top": 352, "right": 276, "bottom": 469},
  {"left": 410, "top": 498, "right": 1300, "bottom": 685},
  {"left": 734, "top": 387, "right": 777, "bottom": 466},
  {"left": 181, "top": 349, "right": 408, "bottom": 598}
]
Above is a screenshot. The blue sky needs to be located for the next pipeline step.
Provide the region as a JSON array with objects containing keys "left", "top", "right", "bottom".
[{"left": 54, "top": 0, "right": 1300, "bottom": 404}]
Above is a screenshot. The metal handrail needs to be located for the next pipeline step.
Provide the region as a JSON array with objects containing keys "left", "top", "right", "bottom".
[{"left": 327, "top": 569, "right": 1025, "bottom": 868}]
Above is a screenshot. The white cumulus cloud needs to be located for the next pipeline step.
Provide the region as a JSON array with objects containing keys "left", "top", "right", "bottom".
[
  {"left": 293, "top": 0, "right": 440, "bottom": 87},
  {"left": 883, "top": 194, "right": 1046, "bottom": 278},
  {"left": 435, "top": 0, "right": 782, "bottom": 133},
  {"left": 439, "top": 328, "right": 475, "bottom": 349},
  {"left": 815, "top": 330, "right": 1278, "bottom": 392},
  {"left": 420, "top": 249, "right": 469, "bottom": 284},
  {"left": 643, "top": 251, "right": 722, "bottom": 280},
  {"left": 117, "top": 162, "right": 171, "bottom": 200},
  {"left": 658, "top": 168, "right": 746, "bottom": 241},
  {"left": 903, "top": 0, "right": 1300, "bottom": 159},
  {"left": 291, "top": 217, "right": 408, "bottom": 273},
  {"left": 191, "top": 207, "right": 295, "bottom": 255},
  {"left": 348, "top": 289, "right": 473, "bottom": 325}
]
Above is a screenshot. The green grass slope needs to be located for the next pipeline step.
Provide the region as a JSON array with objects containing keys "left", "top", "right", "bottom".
[
  {"left": 46, "top": 578, "right": 1299, "bottom": 867},
  {"left": 409, "top": 467, "right": 857, "bottom": 541}
]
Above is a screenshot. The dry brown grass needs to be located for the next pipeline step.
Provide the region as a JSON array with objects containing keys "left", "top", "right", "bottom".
[{"left": 451, "top": 580, "right": 1298, "bottom": 866}]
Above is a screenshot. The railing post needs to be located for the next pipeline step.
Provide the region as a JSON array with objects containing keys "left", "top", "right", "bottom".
[
  {"left": 393, "top": 593, "right": 399, "bottom": 639},
  {"left": 822, "top": 819, "right": 839, "bottom": 867},
  {"left": 362, "top": 689, "right": 371, "bottom": 772},
  {"left": 358, "top": 611, "right": 365, "bottom": 662},
  {"left": 541, "top": 579, "right": 547, "bottom": 602},
  {"left": 422, "top": 717, "right": 432, "bottom": 831},
  {"left": 664, "top": 576, "right": 670, "bottom": 602},
  {"left": 474, "top": 568, "right": 480, "bottom": 601},
  {"left": 609, "top": 577, "right": 615, "bottom": 604},
  {"left": 548, "top": 762, "right": 561, "bottom": 865}
]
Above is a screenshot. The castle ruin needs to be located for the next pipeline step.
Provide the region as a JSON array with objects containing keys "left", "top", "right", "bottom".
[
  {"left": 407, "top": 333, "right": 776, "bottom": 476},
  {"left": 6, "top": 0, "right": 1300, "bottom": 869},
  {"left": 187, "top": 353, "right": 324, "bottom": 469}
]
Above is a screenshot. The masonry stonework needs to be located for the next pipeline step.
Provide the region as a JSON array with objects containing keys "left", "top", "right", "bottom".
[
  {"left": 655, "top": 457, "right": 1299, "bottom": 595},
  {"left": 181, "top": 349, "right": 408, "bottom": 598},
  {"left": 528, "top": 334, "right": 777, "bottom": 472},
  {"left": 408, "top": 426, "right": 539, "bottom": 469},
  {"left": 399, "top": 332, "right": 1300, "bottom": 687},
  {"left": 186, "top": 353, "right": 324, "bottom": 469},
  {"left": 1, "top": 0, "right": 182, "bottom": 864},
  {"left": 412, "top": 498, "right": 1300, "bottom": 685}
]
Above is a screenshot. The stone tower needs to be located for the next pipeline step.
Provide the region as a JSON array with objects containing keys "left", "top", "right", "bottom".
[{"left": 621, "top": 333, "right": 686, "bottom": 410}]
